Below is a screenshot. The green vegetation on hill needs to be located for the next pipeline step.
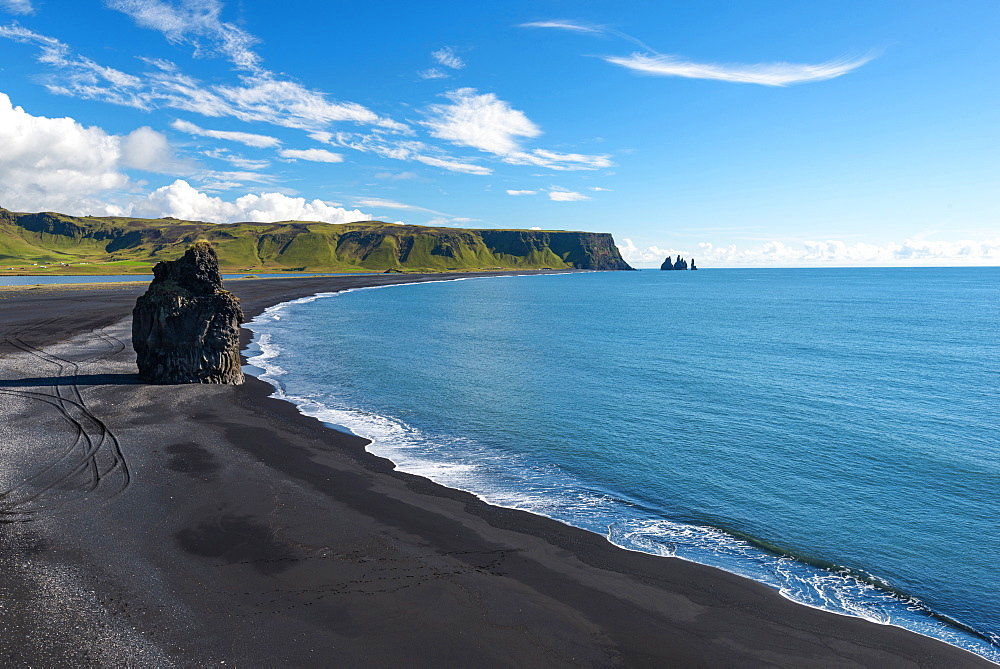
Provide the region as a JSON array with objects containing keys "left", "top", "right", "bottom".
[{"left": 0, "top": 207, "right": 634, "bottom": 274}]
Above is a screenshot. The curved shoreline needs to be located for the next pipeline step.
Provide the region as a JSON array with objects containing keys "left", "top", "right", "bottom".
[
  {"left": 0, "top": 272, "right": 994, "bottom": 666},
  {"left": 241, "top": 274, "right": 999, "bottom": 664}
]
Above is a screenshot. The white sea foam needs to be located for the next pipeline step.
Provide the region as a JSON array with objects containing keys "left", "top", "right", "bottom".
[{"left": 244, "top": 277, "right": 1000, "bottom": 665}]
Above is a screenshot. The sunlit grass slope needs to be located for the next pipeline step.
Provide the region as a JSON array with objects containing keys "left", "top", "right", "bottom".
[{"left": 0, "top": 207, "right": 633, "bottom": 274}]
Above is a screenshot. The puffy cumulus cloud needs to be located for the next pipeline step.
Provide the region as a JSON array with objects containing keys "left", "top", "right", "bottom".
[
  {"left": 423, "top": 88, "right": 611, "bottom": 171},
  {"left": 548, "top": 189, "right": 590, "bottom": 201},
  {"left": 617, "top": 239, "right": 675, "bottom": 264},
  {"left": 506, "top": 189, "right": 536, "bottom": 196},
  {"left": 1, "top": 0, "right": 34, "bottom": 14},
  {"left": 171, "top": 118, "right": 280, "bottom": 147},
  {"left": 121, "top": 126, "right": 176, "bottom": 171},
  {"left": 619, "top": 238, "right": 1000, "bottom": 267},
  {"left": 0, "top": 91, "right": 152, "bottom": 213},
  {"left": 605, "top": 53, "right": 874, "bottom": 87},
  {"left": 278, "top": 148, "right": 343, "bottom": 163},
  {"left": 131, "top": 179, "right": 370, "bottom": 223}
]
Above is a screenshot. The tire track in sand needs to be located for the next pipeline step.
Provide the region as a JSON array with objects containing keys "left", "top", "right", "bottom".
[{"left": 0, "top": 318, "right": 131, "bottom": 521}]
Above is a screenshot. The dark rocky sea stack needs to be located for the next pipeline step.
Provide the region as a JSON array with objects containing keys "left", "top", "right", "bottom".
[
  {"left": 132, "top": 241, "right": 245, "bottom": 384},
  {"left": 661, "top": 255, "right": 692, "bottom": 270}
]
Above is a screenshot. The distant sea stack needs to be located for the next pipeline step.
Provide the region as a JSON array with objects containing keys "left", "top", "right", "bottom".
[
  {"left": 660, "top": 255, "right": 697, "bottom": 270},
  {"left": 132, "top": 241, "right": 245, "bottom": 384}
]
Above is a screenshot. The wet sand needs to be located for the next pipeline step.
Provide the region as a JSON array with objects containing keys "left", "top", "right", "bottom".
[{"left": 0, "top": 272, "right": 992, "bottom": 667}]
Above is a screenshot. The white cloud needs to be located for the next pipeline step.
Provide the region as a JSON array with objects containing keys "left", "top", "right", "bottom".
[
  {"left": 375, "top": 171, "right": 418, "bottom": 180},
  {"left": 121, "top": 126, "right": 175, "bottom": 171},
  {"left": 107, "top": 0, "right": 262, "bottom": 71},
  {"left": 204, "top": 147, "right": 269, "bottom": 170},
  {"left": 423, "top": 88, "right": 610, "bottom": 171},
  {"left": 520, "top": 20, "right": 874, "bottom": 87},
  {"left": 0, "top": 91, "right": 131, "bottom": 214},
  {"left": 353, "top": 197, "right": 438, "bottom": 212},
  {"left": 548, "top": 189, "right": 590, "bottom": 201},
  {"left": 418, "top": 68, "right": 448, "bottom": 80},
  {"left": 1, "top": 0, "right": 34, "bottom": 14},
  {"left": 132, "top": 179, "right": 369, "bottom": 223},
  {"left": 619, "top": 238, "right": 1000, "bottom": 267},
  {"left": 412, "top": 154, "right": 492, "bottom": 175},
  {"left": 432, "top": 47, "right": 465, "bottom": 70},
  {"left": 507, "top": 148, "right": 613, "bottom": 171},
  {"left": 604, "top": 53, "right": 874, "bottom": 87},
  {"left": 529, "top": 226, "right": 542, "bottom": 230},
  {"left": 2, "top": 22, "right": 405, "bottom": 133},
  {"left": 518, "top": 20, "right": 603, "bottom": 34},
  {"left": 589, "top": 186, "right": 612, "bottom": 191},
  {"left": 506, "top": 189, "right": 537, "bottom": 196},
  {"left": 278, "top": 148, "right": 344, "bottom": 163},
  {"left": 425, "top": 88, "right": 540, "bottom": 155},
  {"left": 171, "top": 118, "right": 281, "bottom": 148}
]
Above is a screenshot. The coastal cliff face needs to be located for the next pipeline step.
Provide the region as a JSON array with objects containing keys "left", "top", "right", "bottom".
[
  {"left": 0, "top": 209, "right": 632, "bottom": 272},
  {"left": 0, "top": 206, "right": 633, "bottom": 273},
  {"left": 132, "top": 242, "right": 245, "bottom": 384}
]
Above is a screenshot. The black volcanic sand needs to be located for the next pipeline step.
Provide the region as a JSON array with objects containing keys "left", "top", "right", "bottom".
[{"left": 0, "top": 272, "right": 992, "bottom": 667}]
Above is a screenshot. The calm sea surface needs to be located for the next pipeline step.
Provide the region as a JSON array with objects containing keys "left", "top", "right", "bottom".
[{"left": 246, "top": 268, "right": 1000, "bottom": 661}]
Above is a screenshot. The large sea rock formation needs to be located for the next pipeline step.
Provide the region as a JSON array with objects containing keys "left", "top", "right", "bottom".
[
  {"left": 660, "top": 255, "right": 695, "bottom": 270},
  {"left": 132, "top": 241, "right": 245, "bottom": 384}
]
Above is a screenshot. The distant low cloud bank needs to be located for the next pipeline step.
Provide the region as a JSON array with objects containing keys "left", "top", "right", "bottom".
[{"left": 619, "top": 238, "right": 1000, "bottom": 267}]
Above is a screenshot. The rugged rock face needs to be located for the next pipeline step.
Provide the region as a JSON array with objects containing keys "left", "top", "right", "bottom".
[
  {"left": 132, "top": 242, "right": 245, "bottom": 384},
  {"left": 660, "top": 255, "right": 693, "bottom": 270}
]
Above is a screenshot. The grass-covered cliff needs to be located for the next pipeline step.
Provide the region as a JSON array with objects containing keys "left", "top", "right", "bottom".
[{"left": 0, "top": 207, "right": 633, "bottom": 274}]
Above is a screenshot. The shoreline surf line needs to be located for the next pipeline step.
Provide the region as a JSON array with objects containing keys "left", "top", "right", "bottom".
[{"left": 242, "top": 273, "right": 1000, "bottom": 665}]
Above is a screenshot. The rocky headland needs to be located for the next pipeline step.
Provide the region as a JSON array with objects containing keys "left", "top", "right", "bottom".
[{"left": 0, "top": 206, "right": 633, "bottom": 273}]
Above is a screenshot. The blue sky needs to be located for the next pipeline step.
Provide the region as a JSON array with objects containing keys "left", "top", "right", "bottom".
[{"left": 1, "top": 0, "right": 997, "bottom": 267}]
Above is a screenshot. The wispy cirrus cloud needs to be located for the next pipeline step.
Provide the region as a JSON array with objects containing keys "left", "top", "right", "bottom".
[
  {"left": 432, "top": 46, "right": 465, "bottom": 70},
  {"left": 171, "top": 118, "right": 280, "bottom": 147},
  {"left": 0, "top": 23, "right": 405, "bottom": 131},
  {"left": 106, "top": 0, "right": 262, "bottom": 71},
  {"left": 518, "top": 20, "right": 603, "bottom": 34},
  {"left": 0, "top": 0, "right": 34, "bottom": 15},
  {"left": 605, "top": 53, "right": 875, "bottom": 86},
  {"left": 521, "top": 19, "right": 875, "bottom": 86},
  {"left": 278, "top": 148, "right": 343, "bottom": 163},
  {"left": 506, "top": 189, "right": 536, "bottom": 195}
]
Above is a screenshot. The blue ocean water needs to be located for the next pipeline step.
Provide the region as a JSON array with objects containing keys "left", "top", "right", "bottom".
[{"left": 245, "top": 269, "right": 1000, "bottom": 661}]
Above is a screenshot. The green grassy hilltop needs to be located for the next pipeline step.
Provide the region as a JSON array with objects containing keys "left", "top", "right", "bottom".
[{"left": 0, "top": 207, "right": 633, "bottom": 275}]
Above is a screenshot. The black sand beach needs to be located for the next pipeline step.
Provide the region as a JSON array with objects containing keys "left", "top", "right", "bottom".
[{"left": 0, "top": 273, "right": 991, "bottom": 667}]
